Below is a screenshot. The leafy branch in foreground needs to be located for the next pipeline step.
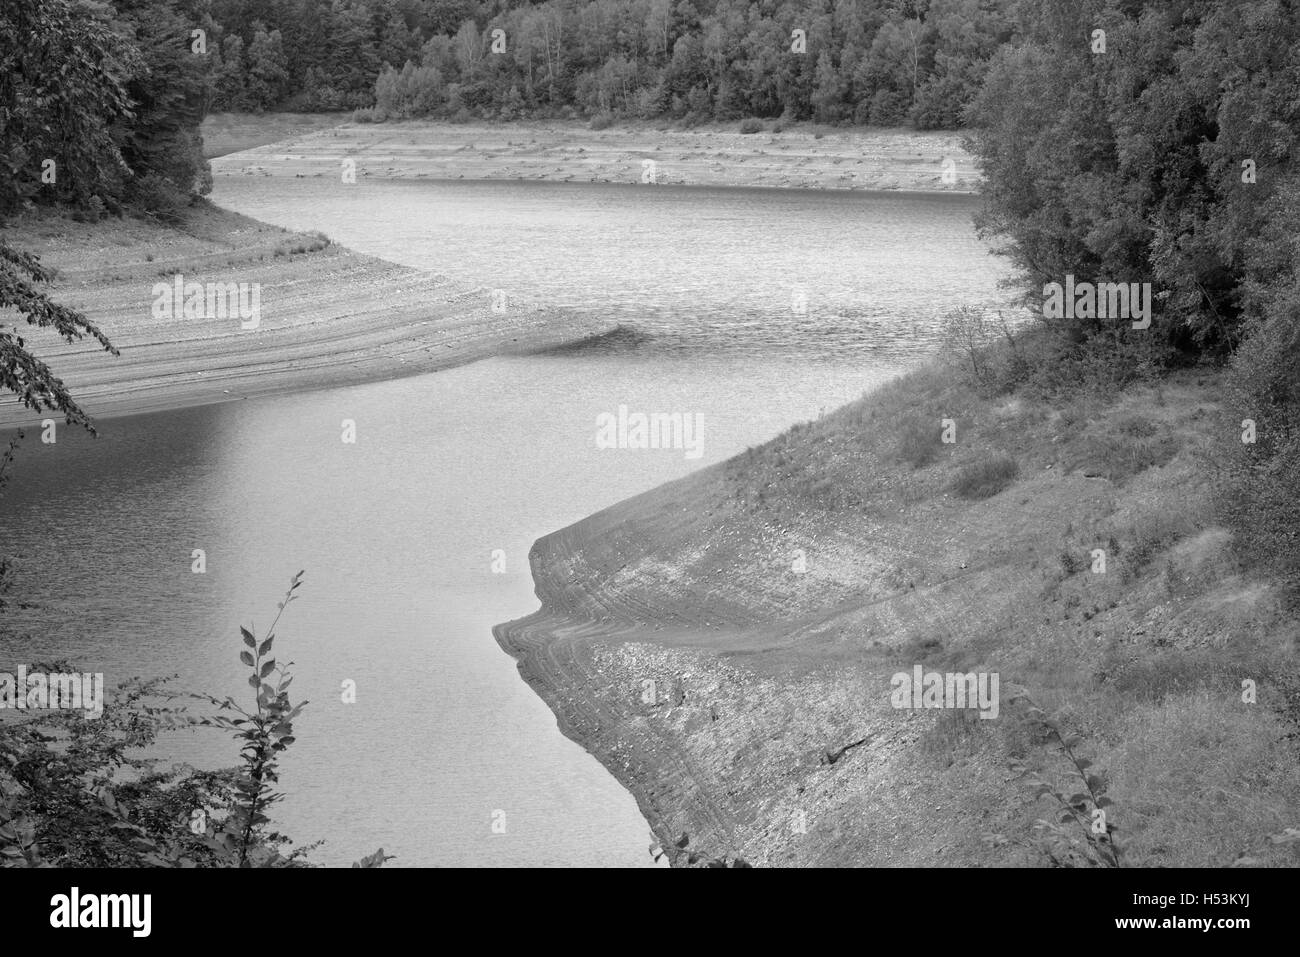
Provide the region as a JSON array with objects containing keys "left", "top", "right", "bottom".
[
  {"left": 985, "top": 691, "right": 1122, "bottom": 868},
  {"left": 0, "top": 430, "right": 26, "bottom": 611},
  {"left": 0, "top": 572, "right": 388, "bottom": 867},
  {"left": 191, "top": 571, "right": 307, "bottom": 866},
  {"left": 190, "top": 570, "right": 389, "bottom": 868},
  {"left": 0, "top": 241, "right": 118, "bottom": 433}
]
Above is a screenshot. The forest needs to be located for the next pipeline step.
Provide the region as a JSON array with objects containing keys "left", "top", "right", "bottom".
[{"left": 198, "top": 0, "right": 1011, "bottom": 127}]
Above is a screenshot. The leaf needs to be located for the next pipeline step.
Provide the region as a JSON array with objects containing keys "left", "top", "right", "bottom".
[
  {"left": 1086, "top": 775, "right": 1105, "bottom": 791},
  {"left": 260, "top": 660, "right": 275, "bottom": 678},
  {"left": 241, "top": 627, "right": 256, "bottom": 649},
  {"left": 352, "top": 847, "right": 387, "bottom": 868},
  {"left": 239, "top": 651, "right": 254, "bottom": 667},
  {"left": 258, "top": 637, "right": 273, "bottom": 656},
  {"left": 248, "top": 674, "right": 260, "bottom": 688},
  {"left": 1075, "top": 758, "right": 1093, "bottom": 770}
]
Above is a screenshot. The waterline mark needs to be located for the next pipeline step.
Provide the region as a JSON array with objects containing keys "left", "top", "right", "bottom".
[{"left": 0, "top": 666, "right": 103, "bottom": 719}]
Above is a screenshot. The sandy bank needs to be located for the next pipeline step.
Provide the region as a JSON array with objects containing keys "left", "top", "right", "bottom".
[
  {"left": 0, "top": 206, "right": 606, "bottom": 431},
  {"left": 206, "top": 118, "right": 979, "bottom": 193},
  {"left": 496, "top": 363, "right": 1300, "bottom": 866}
]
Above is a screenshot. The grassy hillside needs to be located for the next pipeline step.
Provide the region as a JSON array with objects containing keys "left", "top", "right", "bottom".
[{"left": 497, "top": 335, "right": 1300, "bottom": 867}]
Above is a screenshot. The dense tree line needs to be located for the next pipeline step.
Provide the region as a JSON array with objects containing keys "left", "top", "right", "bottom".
[
  {"left": 198, "top": 0, "right": 1013, "bottom": 126},
  {"left": 1, "top": 0, "right": 210, "bottom": 223},
  {"left": 965, "top": 0, "right": 1300, "bottom": 585}
]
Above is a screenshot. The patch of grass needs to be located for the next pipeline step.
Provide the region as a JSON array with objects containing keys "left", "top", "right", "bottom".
[
  {"left": 894, "top": 413, "right": 943, "bottom": 468},
  {"left": 274, "top": 232, "right": 330, "bottom": 258},
  {"left": 1071, "top": 417, "right": 1181, "bottom": 483},
  {"left": 1058, "top": 549, "right": 1083, "bottom": 577},
  {"left": 1096, "top": 646, "right": 1240, "bottom": 703},
  {"left": 1101, "top": 692, "right": 1300, "bottom": 867},
  {"left": 951, "top": 455, "right": 1019, "bottom": 499},
  {"left": 1118, "top": 505, "right": 1201, "bottom": 582},
  {"left": 919, "top": 707, "right": 987, "bottom": 766},
  {"left": 739, "top": 117, "right": 763, "bottom": 134}
]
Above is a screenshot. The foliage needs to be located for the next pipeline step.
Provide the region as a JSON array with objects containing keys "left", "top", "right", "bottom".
[
  {"left": 1214, "top": 278, "right": 1300, "bottom": 590},
  {"left": 993, "top": 692, "right": 1123, "bottom": 867},
  {"left": 190, "top": 571, "right": 309, "bottom": 866},
  {"left": 112, "top": 0, "right": 214, "bottom": 220},
  {"left": 197, "top": 0, "right": 1011, "bottom": 127},
  {"left": 894, "top": 412, "right": 943, "bottom": 468},
  {"left": 0, "top": 572, "right": 388, "bottom": 868},
  {"left": 0, "top": 242, "right": 118, "bottom": 431},
  {"left": 941, "top": 305, "right": 1017, "bottom": 390},
  {"left": 0, "top": 431, "right": 22, "bottom": 611},
  {"left": 950, "top": 453, "right": 1018, "bottom": 499},
  {"left": 0, "top": 0, "right": 141, "bottom": 218},
  {"left": 967, "top": 0, "right": 1300, "bottom": 362},
  {"left": 1, "top": 0, "right": 212, "bottom": 221}
]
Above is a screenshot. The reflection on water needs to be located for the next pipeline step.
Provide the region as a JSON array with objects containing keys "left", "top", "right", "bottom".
[{"left": 0, "top": 179, "right": 1005, "bottom": 866}]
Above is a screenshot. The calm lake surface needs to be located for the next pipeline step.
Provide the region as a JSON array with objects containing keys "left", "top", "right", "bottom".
[{"left": 0, "top": 178, "right": 1007, "bottom": 866}]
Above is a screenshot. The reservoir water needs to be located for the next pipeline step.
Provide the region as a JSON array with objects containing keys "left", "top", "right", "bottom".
[{"left": 0, "top": 178, "right": 1007, "bottom": 866}]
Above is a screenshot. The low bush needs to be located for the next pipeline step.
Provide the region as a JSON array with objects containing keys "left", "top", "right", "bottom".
[
  {"left": 1214, "top": 283, "right": 1300, "bottom": 591},
  {"left": 951, "top": 455, "right": 1019, "bottom": 499},
  {"left": 895, "top": 413, "right": 943, "bottom": 468}
]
